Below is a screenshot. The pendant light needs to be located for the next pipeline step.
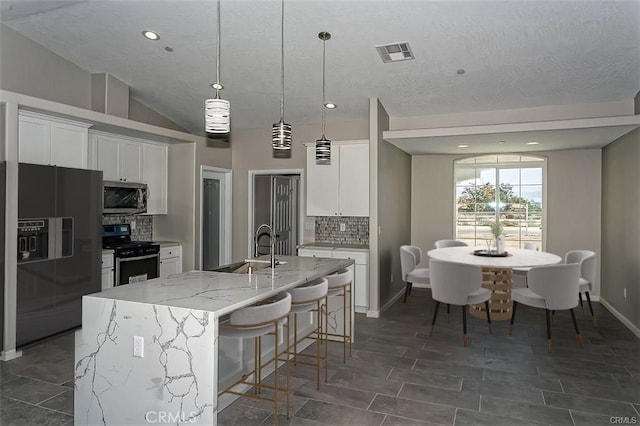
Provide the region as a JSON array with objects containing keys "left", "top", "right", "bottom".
[
  {"left": 205, "top": 0, "right": 230, "bottom": 134},
  {"left": 272, "top": 0, "right": 292, "bottom": 154},
  {"left": 315, "top": 31, "right": 332, "bottom": 164}
]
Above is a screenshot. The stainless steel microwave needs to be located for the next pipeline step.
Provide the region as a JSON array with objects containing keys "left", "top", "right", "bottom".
[{"left": 103, "top": 181, "right": 147, "bottom": 214}]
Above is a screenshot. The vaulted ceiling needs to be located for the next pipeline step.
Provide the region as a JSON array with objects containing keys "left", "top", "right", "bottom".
[{"left": 1, "top": 0, "right": 639, "bottom": 151}]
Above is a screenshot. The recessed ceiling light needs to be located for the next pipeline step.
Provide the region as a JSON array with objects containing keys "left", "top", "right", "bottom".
[
  {"left": 526, "top": 142, "right": 540, "bottom": 145},
  {"left": 497, "top": 140, "right": 505, "bottom": 144},
  {"left": 211, "top": 83, "right": 224, "bottom": 90},
  {"left": 457, "top": 69, "right": 465, "bottom": 75},
  {"left": 164, "top": 46, "right": 173, "bottom": 52},
  {"left": 324, "top": 102, "right": 337, "bottom": 109},
  {"left": 457, "top": 144, "right": 470, "bottom": 148},
  {"left": 142, "top": 30, "right": 160, "bottom": 41}
]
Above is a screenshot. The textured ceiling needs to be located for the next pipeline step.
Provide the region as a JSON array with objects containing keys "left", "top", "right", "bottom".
[{"left": 1, "top": 0, "right": 639, "bottom": 145}]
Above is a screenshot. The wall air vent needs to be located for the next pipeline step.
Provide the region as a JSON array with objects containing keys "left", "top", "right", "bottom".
[{"left": 375, "top": 42, "right": 415, "bottom": 63}]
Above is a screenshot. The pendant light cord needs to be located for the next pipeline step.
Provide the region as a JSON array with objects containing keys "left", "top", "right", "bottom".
[
  {"left": 280, "top": 0, "right": 285, "bottom": 120},
  {"left": 321, "top": 36, "right": 326, "bottom": 137},
  {"left": 215, "top": 0, "right": 221, "bottom": 99}
]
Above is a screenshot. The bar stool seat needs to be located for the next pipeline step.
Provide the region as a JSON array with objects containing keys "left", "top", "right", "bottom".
[
  {"left": 219, "top": 291, "right": 292, "bottom": 424},
  {"left": 287, "top": 277, "right": 328, "bottom": 389},
  {"left": 325, "top": 268, "right": 353, "bottom": 363}
]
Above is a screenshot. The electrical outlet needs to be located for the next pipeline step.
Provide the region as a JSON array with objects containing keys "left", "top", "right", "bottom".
[
  {"left": 133, "top": 336, "right": 144, "bottom": 358},
  {"left": 624, "top": 288, "right": 627, "bottom": 299},
  {"left": 340, "top": 223, "right": 346, "bottom": 232},
  {"left": 130, "top": 220, "right": 136, "bottom": 231}
]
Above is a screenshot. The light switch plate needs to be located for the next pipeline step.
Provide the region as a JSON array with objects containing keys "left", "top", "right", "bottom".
[
  {"left": 133, "top": 336, "right": 144, "bottom": 358},
  {"left": 340, "top": 223, "right": 346, "bottom": 232}
]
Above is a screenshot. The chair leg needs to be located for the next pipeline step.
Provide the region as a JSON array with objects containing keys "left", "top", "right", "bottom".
[
  {"left": 545, "top": 309, "right": 552, "bottom": 354},
  {"left": 408, "top": 282, "right": 413, "bottom": 296},
  {"left": 430, "top": 301, "right": 440, "bottom": 336},
  {"left": 570, "top": 308, "right": 584, "bottom": 347},
  {"left": 273, "top": 325, "right": 279, "bottom": 423},
  {"left": 403, "top": 282, "right": 411, "bottom": 303},
  {"left": 447, "top": 304, "right": 451, "bottom": 324},
  {"left": 578, "top": 292, "right": 584, "bottom": 315},
  {"left": 484, "top": 301, "right": 492, "bottom": 334},
  {"left": 462, "top": 306, "right": 468, "bottom": 347},
  {"left": 585, "top": 292, "right": 596, "bottom": 326},
  {"left": 551, "top": 310, "right": 555, "bottom": 325},
  {"left": 509, "top": 301, "right": 518, "bottom": 335}
]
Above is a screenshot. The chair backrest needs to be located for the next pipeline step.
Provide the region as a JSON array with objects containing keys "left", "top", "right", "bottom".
[
  {"left": 524, "top": 242, "right": 538, "bottom": 251},
  {"left": 434, "top": 240, "right": 468, "bottom": 249},
  {"left": 290, "top": 277, "right": 328, "bottom": 304},
  {"left": 565, "top": 250, "right": 596, "bottom": 285},
  {"left": 325, "top": 268, "right": 352, "bottom": 288},
  {"left": 527, "top": 264, "right": 580, "bottom": 310},
  {"left": 429, "top": 259, "right": 482, "bottom": 305},
  {"left": 230, "top": 291, "right": 291, "bottom": 326},
  {"left": 400, "top": 245, "right": 421, "bottom": 281}
]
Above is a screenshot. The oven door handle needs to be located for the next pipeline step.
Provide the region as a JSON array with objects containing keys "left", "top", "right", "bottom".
[{"left": 118, "top": 253, "right": 159, "bottom": 262}]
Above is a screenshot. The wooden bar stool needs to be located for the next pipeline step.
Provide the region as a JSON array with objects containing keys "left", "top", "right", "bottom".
[
  {"left": 218, "top": 292, "right": 292, "bottom": 424},
  {"left": 324, "top": 268, "right": 353, "bottom": 364},
  {"left": 287, "top": 277, "right": 328, "bottom": 390}
]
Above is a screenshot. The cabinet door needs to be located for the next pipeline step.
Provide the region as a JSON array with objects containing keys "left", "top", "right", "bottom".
[
  {"left": 297, "top": 248, "right": 334, "bottom": 258},
  {"left": 354, "top": 264, "right": 368, "bottom": 311},
  {"left": 97, "top": 136, "right": 120, "bottom": 181},
  {"left": 338, "top": 143, "right": 369, "bottom": 216},
  {"left": 50, "top": 122, "right": 88, "bottom": 169},
  {"left": 142, "top": 144, "right": 168, "bottom": 214},
  {"left": 101, "top": 268, "right": 114, "bottom": 290},
  {"left": 306, "top": 145, "right": 339, "bottom": 216},
  {"left": 18, "top": 115, "right": 50, "bottom": 165},
  {"left": 160, "top": 256, "right": 181, "bottom": 278},
  {"left": 118, "top": 140, "right": 143, "bottom": 182}
]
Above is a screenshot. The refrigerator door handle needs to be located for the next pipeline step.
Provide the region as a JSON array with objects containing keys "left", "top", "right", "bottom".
[
  {"left": 48, "top": 217, "right": 56, "bottom": 260},
  {"left": 19, "top": 236, "right": 28, "bottom": 253}
]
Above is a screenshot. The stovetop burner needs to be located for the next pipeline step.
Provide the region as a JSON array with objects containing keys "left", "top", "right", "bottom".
[{"left": 102, "top": 224, "right": 159, "bottom": 257}]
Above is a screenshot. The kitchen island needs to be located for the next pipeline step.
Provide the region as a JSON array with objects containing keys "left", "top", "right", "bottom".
[{"left": 74, "top": 255, "right": 354, "bottom": 425}]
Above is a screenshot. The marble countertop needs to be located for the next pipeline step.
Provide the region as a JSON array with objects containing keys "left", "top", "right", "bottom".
[
  {"left": 85, "top": 255, "right": 353, "bottom": 316},
  {"left": 154, "top": 240, "right": 182, "bottom": 247},
  {"left": 299, "top": 242, "right": 369, "bottom": 251}
]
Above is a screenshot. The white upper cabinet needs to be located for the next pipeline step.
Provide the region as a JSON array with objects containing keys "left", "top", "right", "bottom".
[
  {"left": 18, "top": 111, "right": 90, "bottom": 169},
  {"left": 95, "top": 134, "right": 142, "bottom": 183},
  {"left": 306, "top": 141, "right": 369, "bottom": 217},
  {"left": 142, "top": 143, "right": 168, "bottom": 215}
]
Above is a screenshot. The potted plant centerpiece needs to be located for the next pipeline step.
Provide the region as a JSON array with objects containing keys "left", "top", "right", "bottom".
[{"left": 490, "top": 220, "right": 505, "bottom": 254}]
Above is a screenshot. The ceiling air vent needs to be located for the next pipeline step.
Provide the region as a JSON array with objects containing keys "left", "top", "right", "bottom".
[{"left": 376, "top": 42, "right": 415, "bottom": 63}]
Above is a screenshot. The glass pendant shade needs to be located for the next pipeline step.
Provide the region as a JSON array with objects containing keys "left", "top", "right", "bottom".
[
  {"left": 315, "top": 136, "right": 331, "bottom": 163},
  {"left": 205, "top": 98, "right": 230, "bottom": 134},
  {"left": 272, "top": 120, "right": 292, "bottom": 150}
]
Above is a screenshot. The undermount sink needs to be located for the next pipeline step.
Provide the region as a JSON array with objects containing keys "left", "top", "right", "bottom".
[{"left": 208, "top": 259, "right": 286, "bottom": 274}]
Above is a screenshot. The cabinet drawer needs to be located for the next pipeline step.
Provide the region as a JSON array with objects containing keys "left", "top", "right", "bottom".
[
  {"left": 298, "top": 248, "right": 333, "bottom": 258},
  {"left": 101, "top": 253, "right": 114, "bottom": 269},
  {"left": 331, "top": 250, "right": 369, "bottom": 265},
  {"left": 160, "top": 246, "right": 181, "bottom": 260}
]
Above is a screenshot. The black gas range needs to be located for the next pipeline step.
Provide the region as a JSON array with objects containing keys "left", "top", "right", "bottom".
[{"left": 102, "top": 224, "right": 160, "bottom": 285}]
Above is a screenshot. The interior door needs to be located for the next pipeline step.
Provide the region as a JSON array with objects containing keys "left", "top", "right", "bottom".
[
  {"left": 271, "top": 176, "right": 293, "bottom": 255},
  {"left": 202, "top": 171, "right": 225, "bottom": 270}
]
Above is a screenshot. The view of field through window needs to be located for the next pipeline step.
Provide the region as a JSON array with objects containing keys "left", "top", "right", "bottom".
[{"left": 455, "top": 155, "right": 545, "bottom": 249}]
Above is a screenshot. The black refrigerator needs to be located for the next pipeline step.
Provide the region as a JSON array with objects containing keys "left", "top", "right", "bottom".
[{"left": 17, "top": 163, "right": 102, "bottom": 347}]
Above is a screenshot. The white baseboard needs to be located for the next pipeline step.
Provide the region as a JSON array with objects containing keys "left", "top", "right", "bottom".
[
  {"left": 599, "top": 297, "right": 640, "bottom": 339},
  {"left": 0, "top": 349, "right": 22, "bottom": 361}
]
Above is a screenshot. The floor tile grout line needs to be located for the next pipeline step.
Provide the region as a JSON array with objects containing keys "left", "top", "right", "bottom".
[
  {"left": 2, "top": 394, "right": 73, "bottom": 417},
  {"left": 568, "top": 409, "right": 577, "bottom": 426}
]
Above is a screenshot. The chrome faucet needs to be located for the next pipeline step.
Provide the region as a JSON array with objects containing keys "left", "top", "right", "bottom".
[{"left": 254, "top": 223, "right": 277, "bottom": 268}]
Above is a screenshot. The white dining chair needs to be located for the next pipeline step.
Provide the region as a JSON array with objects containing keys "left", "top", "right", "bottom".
[
  {"left": 400, "top": 245, "right": 430, "bottom": 303},
  {"left": 434, "top": 240, "right": 468, "bottom": 248},
  {"left": 565, "top": 250, "right": 597, "bottom": 325},
  {"left": 429, "top": 259, "right": 492, "bottom": 347},
  {"left": 510, "top": 263, "right": 582, "bottom": 353},
  {"left": 512, "top": 243, "right": 539, "bottom": 288}
]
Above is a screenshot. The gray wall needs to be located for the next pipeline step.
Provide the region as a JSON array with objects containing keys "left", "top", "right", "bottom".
[
  {"left": 601, "top": 128, "right": 640, "bottom": 329},
  {"left": 412, "top": 149, "right": 602, "bottom": 293}
]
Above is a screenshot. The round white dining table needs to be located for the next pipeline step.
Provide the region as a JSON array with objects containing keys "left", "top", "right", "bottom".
[
  {"left": 427, "top": 246, "right": 562, "bottom": 320},
  {"left": 426, "top": 247, "right": 562, "bottom": 268}
]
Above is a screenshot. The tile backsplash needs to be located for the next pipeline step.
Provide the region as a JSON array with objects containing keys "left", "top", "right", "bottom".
[
  {"left": 102, "top": 214, "right": 153, "bottom": 241},
  {"left": 315, "top": 216, "right": 369, "bottom": 245}
]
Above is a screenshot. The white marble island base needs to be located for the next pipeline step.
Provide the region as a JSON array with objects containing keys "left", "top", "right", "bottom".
[{"left": 74, "top": 256, "right": 353, "bottom": 425}]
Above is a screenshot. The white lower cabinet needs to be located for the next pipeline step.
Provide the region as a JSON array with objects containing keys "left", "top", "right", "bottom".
[
  {"left": 160, "top": 245, "right": 182, "bottom": 278},
  {"left": 101, "top": 252, "right": 114, "bottom": 290},
  {"left": 298, "top": 247, "right": 369, "bottom": 313}
]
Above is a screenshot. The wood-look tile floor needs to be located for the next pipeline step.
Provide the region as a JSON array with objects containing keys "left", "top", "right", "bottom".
[{"left": 1, "top": 289, "right": 638, "bottom": 425}]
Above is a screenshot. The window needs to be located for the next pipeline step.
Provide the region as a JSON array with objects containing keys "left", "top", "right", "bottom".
[{"left": 454, "top": 154, "right": 546, "bottom": 249}]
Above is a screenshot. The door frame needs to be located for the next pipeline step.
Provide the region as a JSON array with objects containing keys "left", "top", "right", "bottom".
[
  {"left": 199, "top": 165, "right": 232, "bottom": 269},
  {"left": 247, "top": 169, "right": 305, "bottom": 259}
]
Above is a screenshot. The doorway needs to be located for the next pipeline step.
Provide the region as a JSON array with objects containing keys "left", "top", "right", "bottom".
[
  {"left": 248, "top": 170, "right": 304, "bottom": 258},
  {"left": 200, "top": 166, "right": 232, "bottom": 270}
]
